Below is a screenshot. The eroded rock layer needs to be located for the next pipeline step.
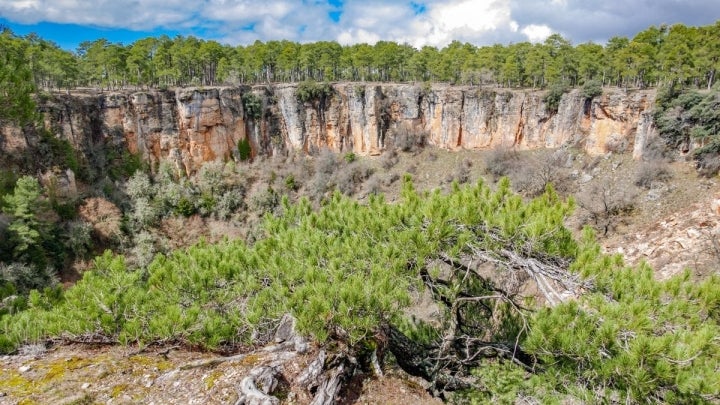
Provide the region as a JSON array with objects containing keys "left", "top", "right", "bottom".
[{"left": 4, "top": 84, "right": 657, "bottom": 174}]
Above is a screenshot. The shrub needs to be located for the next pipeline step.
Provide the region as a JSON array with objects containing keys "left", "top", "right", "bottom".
[
  {"left": 125, "top": 171, "right": 154, "bottom": 201},
  {"left": 512, "top": 150, "right": 573, "bottom": 197},
  {"left": 174, "top": 196, "right": 196, "bottom": 217},
  {"left": 63, "top": 220, "right": 93, "bottom": 258},
  {"left": 250, "top": 186, "right": 280, "bottom": 215},
  {"left": 335, "top": 162, "right": 373, "bottom": 196},
  {"left": 108, "top": 149, "right": 144, "bottom": 181},
  {"left": 698, "top": 154, "right": 720, "bottom": 177},
  {"left": 197, "top": 193, "right": 216, "bottom": 217},
  {"left": 242, "top": 92, "right": 263, "bottom": 120},
  {"left": 386, "top": 122, "right": 427, "bottom": 153},
  {"left": 296, "top": 80, "right": 333, "bottom": 104},
  {"left": 634, "top": 161, "right": 672, "bottom": 188},
  {"left": 196, "top": 161, "right": 226, "bottom": 196},
  {"left": 214, "top": 188, "right": 245, "bottom": 220},
  {"left": 314, "top": 149, "right": 337, "bottom": 176},
  {"left": 543, "top": 82, "right": 569, "bottom": 113},
  {"left": 0, "top": 262, "right": 58, "bottom": 295},
  {"left": 343, "top": 152, "right": 357, "bottom": 164},
  {"left": 129, "top": 231, "right": 157, "bottom": 269},
  {"left": 380, "top": 149, "right": 399, "bottom": 170},
  {"left": 581, "top": 79, "right": 603, "bottom": 99},
  {"left": 284, "top": 174, "right": 297, "bottom": 191},
  {"left": 485, "top": 147, "right": 519, "bottom": 179},
  {"left": 454, "top": 158, "right": 472, "bottom": 184},
  {"left": 237, "top": 138, "right": 253, "bottom": 162},
  {"left": 129, "top": 197, "right": 159, "bottom": 230},
  {"left": 0, "top": 169, "right": 18, "bottom": 199}
]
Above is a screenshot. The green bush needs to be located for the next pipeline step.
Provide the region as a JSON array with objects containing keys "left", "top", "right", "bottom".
[
  {"left": 296, "top": 80, "right": 333, "bottom": 103},
  {"left": 107, "top": 149, "right": 144, "bottom": 181},
  {"left": 237, "top": 138, "right": 252, "bottom": 161},
  {"left": 242, "top": 92, "right": 263, "bottom": 120},
  {"left": 174, "top": 196, "right": 196, "bottom": 217},
  {"left": 582, "top": 79, "right": 603, "bottom": 99},
  {"left": 343, "top": 152, "right": 357, "bottom": 163},
  {"left": 284, "top": 174, "right": 297, "bottom": 191},
  {"left": 0, "top": 178, "right": 575, "bottom": 351},
  {"left": 543, "top": 82, "right": 569, "bottom": 113}
]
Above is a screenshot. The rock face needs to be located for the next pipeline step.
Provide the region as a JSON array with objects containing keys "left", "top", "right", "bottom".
[{"left": 3, "top": 84, "right": 658, "bottom": 174}]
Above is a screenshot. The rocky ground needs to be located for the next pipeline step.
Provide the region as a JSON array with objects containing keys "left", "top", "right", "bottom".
[{"left": 2, "top": 147, "right": 718, "bottom": 404}]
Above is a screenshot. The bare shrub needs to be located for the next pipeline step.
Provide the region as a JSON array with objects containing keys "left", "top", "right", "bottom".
[
  {"left": 335, "top": 162, "right": 374, "bottom": 196},
  {"left": 577, "top": 179, "right": 637, "bottom": 236},
  {"left": 454, "top": 158, "right": 473, "bottom": 184},
  {"left": 315, "top": 148, "right": 338, "bottom": 176},
  {"left": 364, "top": 175, "right": 382, "bottom": 196},
  {"left": 697, "top": 155, "right": 720, "bottom": 178},
  {"left": 485, "top": 147, "right": 520, "bottom": 179},
  {"left": 380, "top": 149, "right": 399, "bottom": 170},
  {"left": 309, "top": 171, "right": 332, "bottom": 202},
  {"left": 249, "top": 185, "right": 280, "bottom": 215},
  {"left": 642, "top": 136, "right": 671, "bottom": 161},
  {"left": 78, "top": 197, "right": 123, "bottom": 245},
  {"left": 405, "top": 163, "right": 418, "bottom": 175},
  {"left": 307, "top": 149, "right": 340, "bottom": 201},
  {"left": 386, "top": 122, "right": 427, "bottom": 153},
  {"left": 634, "top": 161, "right": 672, "bottom": 189},
  {"left": 384, "top": 173, "right": 400, "bottom": 186},
  {"left": 512, "top": 150, "right": 573, "bottom": 197}
]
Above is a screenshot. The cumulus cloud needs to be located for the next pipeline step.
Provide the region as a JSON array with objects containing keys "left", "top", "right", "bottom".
[
  {"left": 0, "top": 0, "right": 718, "bottom": 47},
  {"left": 335, "top": 0, "right": 521, "bottom": 47},
  {"left": 509, "top": 0, "right": 720, "bottom": 43},
  {"left": 521, "top": 24, "right": 552, "bottom": 43},
  {"left": 0, "top": 0, "right": 199, "bottom": 29}
]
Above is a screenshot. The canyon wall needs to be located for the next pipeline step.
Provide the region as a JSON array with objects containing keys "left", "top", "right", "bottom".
[{"left": 2, "top": 83, "right": 657, "bottom": 175}]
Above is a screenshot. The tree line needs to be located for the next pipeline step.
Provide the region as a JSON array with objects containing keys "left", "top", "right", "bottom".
[{"left": 2, "top": 20, "right": 719, "bottom": 91}]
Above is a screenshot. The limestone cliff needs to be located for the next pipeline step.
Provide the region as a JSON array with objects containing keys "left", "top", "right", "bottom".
[{"left": 2, "top": 84, "right": 658, "bottom": 175}]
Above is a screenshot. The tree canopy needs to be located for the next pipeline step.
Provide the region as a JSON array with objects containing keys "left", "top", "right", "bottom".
[{"left": 2, "top": 21, "right": 720, "bottom": 91}]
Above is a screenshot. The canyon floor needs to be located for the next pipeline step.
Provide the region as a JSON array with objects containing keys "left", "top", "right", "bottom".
[{"left": 2, "top": 147, "right": 718, "bottom": 404}]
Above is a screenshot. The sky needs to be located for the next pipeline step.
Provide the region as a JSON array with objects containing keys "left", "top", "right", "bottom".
[{"left": 0, "top": 0, "right": 718, "bottom": 51}]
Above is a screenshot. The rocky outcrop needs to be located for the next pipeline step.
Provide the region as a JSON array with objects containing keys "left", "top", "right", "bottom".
[
  {"left": 605, "top": 192, "right": 720, "bottom": 280},
  {"left": 2, "top": 84, "right": 658, "bottom": 174}
]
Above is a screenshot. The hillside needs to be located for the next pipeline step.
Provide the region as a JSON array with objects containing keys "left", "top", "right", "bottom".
[{"left": 2, "top": 23, "right": 720, "bottom": 404}]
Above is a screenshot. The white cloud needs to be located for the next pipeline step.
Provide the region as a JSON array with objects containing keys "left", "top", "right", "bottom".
[
  {"left": 521, "top": 24, "right": 553, "bottom": 43},
  {"left": 2, "top": 0, "right": 718, "bottom": 47},
  {"left": 0, "top": 0, "right": 199, "bottom": 29},
  {"left": 334, "top": 0, "right": 519, "bottom": 48}
]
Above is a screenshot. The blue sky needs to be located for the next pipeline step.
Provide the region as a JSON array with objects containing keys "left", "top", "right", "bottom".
[{"left": 0, "top": 0, "right": 718, "bottom": 51}]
